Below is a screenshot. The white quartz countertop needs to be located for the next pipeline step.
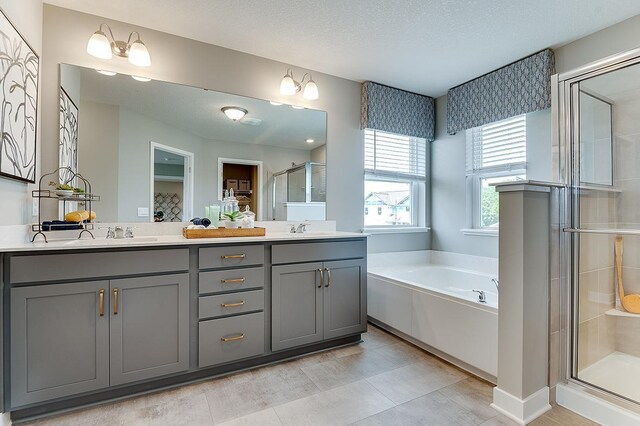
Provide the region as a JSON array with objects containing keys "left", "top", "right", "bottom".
[{"left": 0, "top": 231, "right": 366, "bottom": 253}]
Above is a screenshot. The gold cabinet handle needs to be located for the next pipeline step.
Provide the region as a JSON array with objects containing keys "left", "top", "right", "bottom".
[
  {"left": 221, "top": 333, "right": 245, "bottom": 342},
  {"left": 325, "top": 268, "right": 331, "bottom": 288},
  {"left": 317, "top": 268, "right": 324, "bottom": 288},
  {"left": 221, "top": 254, "right": 246, "bottom": 259},
  {"left": 221, "top": 277, "right": 246, "bottom": 284},
  {"left": 221, "top": 300, "right": 245, "bottom": 308},
  {"left": 98, "top": 289, "right": 105, "bottom": 317},
  {"left": 113, "top": 288, "right": 119, "bottom": 315}
]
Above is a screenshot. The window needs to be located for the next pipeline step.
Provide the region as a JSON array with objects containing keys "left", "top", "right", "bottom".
[
  {"left": 466, "top": 115, "right": 527, "bottom": 229},
  {"left": 364, "top": 129, "right": 427, "bottom": 228}
]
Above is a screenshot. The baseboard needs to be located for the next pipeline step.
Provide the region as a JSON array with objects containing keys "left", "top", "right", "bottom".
[
  {"left": 491, "top": 386, "right": 551, "bottom": 425},
  {"left": 556, "top": 383, "right": 640, "bottom": 426},
  {"left": 1, "top": 412, "right": 11, "bottom": 426}
]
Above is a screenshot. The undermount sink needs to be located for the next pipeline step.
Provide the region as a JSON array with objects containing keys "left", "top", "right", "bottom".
[{"left": 63, "top": 237, "right": 159, "bottom": 245}]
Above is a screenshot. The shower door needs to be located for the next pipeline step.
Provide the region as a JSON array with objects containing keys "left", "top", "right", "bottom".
[{"left": 564, "top": 52, "right": 640, "bottom": 405}]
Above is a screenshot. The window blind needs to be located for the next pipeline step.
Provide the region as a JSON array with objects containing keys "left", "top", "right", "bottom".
[
  {"left": 365, "top": 129, "right": 427, "bottom": 180},
  {"left": 466, "top": 115, "right": 526, "bottom": 174}
]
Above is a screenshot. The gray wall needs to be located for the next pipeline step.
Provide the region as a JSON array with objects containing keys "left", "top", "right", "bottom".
[
  {"left": 0, "top": 0, "right": 42, "bottom": 225},
  {"left": 430, "top": 14, "right": 640, "bottom": 258},
  {"left": 39, "top": 5, "right": 428, "bottom": 251}
]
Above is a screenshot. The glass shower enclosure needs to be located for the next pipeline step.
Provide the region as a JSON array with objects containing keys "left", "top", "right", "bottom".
[
  {"left": 559, "top": 49, "right": 640, "bottom": 407},
  {"left": 271, "top": 161, "right": 326, "bottom": 221}
]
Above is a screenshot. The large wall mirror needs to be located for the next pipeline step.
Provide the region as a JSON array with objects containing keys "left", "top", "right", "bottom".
[{"left": 59, "top": 64, "right": 327, "bottom": 223}]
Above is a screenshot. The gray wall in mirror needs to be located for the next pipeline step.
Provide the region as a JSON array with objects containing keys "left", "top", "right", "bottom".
[{"left": 60, "top": 64, "right": 327, "bottom": 223}]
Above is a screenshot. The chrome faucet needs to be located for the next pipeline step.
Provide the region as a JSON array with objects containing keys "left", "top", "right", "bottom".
[
  {"left": 473, "top": 289, "right": 487, "bottom": 303},
  {"left": 492, "top": 278, "right": 500, "bottom": 292},
  {"left": 289, "top": 223, "right": 309, "bottom": 234},
  {"left": 125, "top": 227, "right": 134, "bottom": 238},
  {"left": 105, "top": 227, "right": 116, "bottom": 239}
]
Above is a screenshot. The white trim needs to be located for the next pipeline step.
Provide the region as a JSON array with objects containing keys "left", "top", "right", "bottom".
[
  {"left": 149, "top": 142, "right": 194, "bottom": 222},
  {"left": 217, "top": 157, "right": 264, "bottom": 221},
  {"left": 362, "top": 227, "right": 430, "bottom": 235},
  {"left": 491, "top": 386, "right": 551, "bottom": 425},
  {"left": 460, "top": 228, "right": 498, "bottom": 237},
  {"left": 556, "top": 383, "right": 640, "bottom": 426},
  {"left": 1, "top": 412, "right": 11, "bottom": 426}
]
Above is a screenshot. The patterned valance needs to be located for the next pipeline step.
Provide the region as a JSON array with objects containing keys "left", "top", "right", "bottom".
[
  {"left": 361, "top": 81, "right": 435, "bottom": 141},
  {"left": 446, "top": 49, "right": 555, "bottom": 135}
]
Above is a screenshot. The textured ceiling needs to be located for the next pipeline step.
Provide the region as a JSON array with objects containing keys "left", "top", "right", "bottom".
[
  {"left": 46, "top": 0, "right": 640, "bottom": 96},
  {"left": 66, "top": 65, "right": 327, "bottom": 150}
]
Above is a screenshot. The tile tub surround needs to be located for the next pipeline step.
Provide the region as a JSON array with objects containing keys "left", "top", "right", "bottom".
[{"left": 21, "top": 324, "right": 593, "bottom": 426}]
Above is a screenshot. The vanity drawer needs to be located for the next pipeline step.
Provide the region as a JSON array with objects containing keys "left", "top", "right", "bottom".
[
  {"left": 199, "top": 245, "right": 264, "bottom": 270},
  {"left": 9, "top": 249, "right": 189, "bottom": 284},
  {"left": 198, "top": 312, "right": 264, "bottom": 368},
  {"left": 199, "top": 290, "right": 264, "bottom": 319},
  {"left": 199, "top": 267, "right": 264, "bottom": 294},
  {"left": 272, "top": 240, "right": 366, "bottom": 265}
]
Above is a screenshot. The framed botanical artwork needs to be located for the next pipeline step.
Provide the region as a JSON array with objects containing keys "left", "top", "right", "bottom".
[
  {"left": 59, "top": 87, "right": 78, "bottom": 185},
  {"left": 0, "top": 8, "right": 39, "bottom": 183}
]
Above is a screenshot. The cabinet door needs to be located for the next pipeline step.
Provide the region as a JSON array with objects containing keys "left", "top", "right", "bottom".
[
  {"left": 323, "top": 259, "right": 367, "bottom": 340},
  {"left": 11, "top": 281, "right": 109, "bottom": 407},
  {"left": 110, "top": 274, "right": 189, "bottom": 385},
  {"left": 272, "top": 262, "right": 323, "bottom": 351}
]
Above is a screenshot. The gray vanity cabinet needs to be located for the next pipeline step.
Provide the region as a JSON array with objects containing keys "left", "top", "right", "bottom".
[
  {"left": 272, "top": 257, "right": 366, "bottom": 351},
  {"left": 109, "top": 274, "right": 189, "bottom": 386},
  {"left": 10, "top": 281, "right": 110, "bottom": 407},
  {"left": 322, "top": 259, "right": 367, "bottom": 340},
  {"left": 271, "top": 262, "right": 324, "bottom": 351}
]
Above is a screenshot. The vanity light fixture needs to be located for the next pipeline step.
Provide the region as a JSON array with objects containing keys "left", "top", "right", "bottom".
[
  {"left": 87, "top": 23, "right": 151, "bottom": 67},
  {"left": 279, "top": 68, "right": 319, "bottom": 100},
  {"left": 306, "top": 138, "right": 315, "bottom": 143},
  {"left": 96, "top": 69, "right": 117, "bottom": 76},
  {"left": 131, "top": 75, "right": 152, "bottom": 82},
  {"left": 269, "top": 101, "right": 283, "bottom": 106},
  {"left": 221, "top": 106, "right": 248, "bottom": 121}
]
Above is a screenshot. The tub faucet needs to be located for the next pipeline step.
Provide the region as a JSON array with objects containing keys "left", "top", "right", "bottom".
[
  {"left": 492, "top": 278, "right": 500, "bottom": 292},
  {"left": 473, "top": 289, "right": 487, "bottom": 303}
]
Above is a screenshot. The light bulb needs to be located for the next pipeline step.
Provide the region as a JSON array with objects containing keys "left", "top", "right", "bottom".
[
  {"left": 303, "top": 79, "right": 319, "bottom": 100},
  {"left": 87, "top": 30, "right": 112, "bottom": 60},
  {"left": 280, "top": 75, "right": 297, "bottom": 95},
  {"left": 96, "top": 69, "right": 117, "bottom": 76},
  {"left": 306, "top": 139, "right": 315, "bottom": 143},
  {"left": 128, "top": 39, "right": 151, "bottom": 67}
]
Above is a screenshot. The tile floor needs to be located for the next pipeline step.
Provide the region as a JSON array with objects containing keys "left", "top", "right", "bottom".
[{"left": 24, "top": 324, "right": 597, "bottom": 425}]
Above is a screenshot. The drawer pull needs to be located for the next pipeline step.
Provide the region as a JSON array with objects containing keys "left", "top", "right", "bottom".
[
  {"left": 98, "top": 289, "right": 105, "bottom": 317},
  {"left": 113, "top": 288, "right": 119, "bottom": 315},
  {"left": 221, "top": 277, "right": 246, "bottom": 284},
  {"left": 221, "top": 301, "right": 245, "bottom": 308},
  {"left": 221, "top": 333, "right": 245, "bottom": 342},
  {"left": 221, "top": 254, "right": 246, "bottom": 259}
]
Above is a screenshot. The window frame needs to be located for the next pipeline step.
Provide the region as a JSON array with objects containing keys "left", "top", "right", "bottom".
[
  {"left": 464, "top": 115, "right": 527, "bottom": 234},
  {"left": 363, "top": 128, "right": 428, "bottom": 232}
]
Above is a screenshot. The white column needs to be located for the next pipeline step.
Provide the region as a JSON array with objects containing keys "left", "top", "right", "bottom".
[{"left": 491, "top": 181, "right": 554, "bottom": 425}]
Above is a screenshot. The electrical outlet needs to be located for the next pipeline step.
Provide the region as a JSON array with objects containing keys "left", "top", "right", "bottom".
[
  {"left": 138, "top": 207, "right": 150, "bottom": 217},
  {"left": 32, "top": 199, "right": 39, "bottom": 216}
]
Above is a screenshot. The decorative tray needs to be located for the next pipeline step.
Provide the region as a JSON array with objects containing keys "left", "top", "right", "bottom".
[{"left": 182, "top": 227, "right": 266, "bottom": 239}]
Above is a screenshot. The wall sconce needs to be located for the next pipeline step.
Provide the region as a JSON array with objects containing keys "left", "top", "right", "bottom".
[
  {"left": 221, "top": 106, "right": 248, "bottom": 121},
  {"left": 87, "top": 23, "right": 151, "bottom": 67},
  {"left": 280, "top": 68, "right": 319, "bottom": 100}
]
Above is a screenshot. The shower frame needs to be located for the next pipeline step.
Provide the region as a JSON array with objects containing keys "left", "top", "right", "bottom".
[
  {"left": 556, "top": 46, "right": 640, "bottom": 413},
  {"left": 271, "top": 161, "right": 326, "bottom": 220}
]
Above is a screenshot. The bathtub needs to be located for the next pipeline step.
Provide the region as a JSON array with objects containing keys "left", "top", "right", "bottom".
[{"left": 367, "top": 250, "right": 498, "bottom": 381}]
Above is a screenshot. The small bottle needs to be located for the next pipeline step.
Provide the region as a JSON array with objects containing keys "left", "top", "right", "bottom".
[{"left": 242, "top": 205, "right": 255, "bottom": 228}]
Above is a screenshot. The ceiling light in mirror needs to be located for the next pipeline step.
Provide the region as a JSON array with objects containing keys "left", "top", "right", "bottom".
[
  {"left": 306, "top": 138, "right": 315, "bottom": 143},
  {"left": 97, "top": 69, "right": 117, "bottom": 76},
  {"left": 221, "top": 106, "right": 248, "bottom": 121},
  {"left": 291, "top": 105, "right": 304, "bottom": 110},
  {"left": 132, "top": 75, "right": 152, "bottom": 82}
]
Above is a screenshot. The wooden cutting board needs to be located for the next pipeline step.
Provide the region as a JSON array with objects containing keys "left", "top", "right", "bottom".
[{"left": 182, "top": 227, "right": 266, "bottom": 239}]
